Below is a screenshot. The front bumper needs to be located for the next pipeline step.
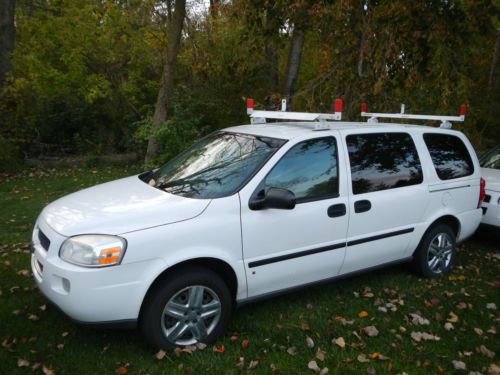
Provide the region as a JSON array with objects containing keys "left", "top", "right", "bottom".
[
  {"left": 31, "top": 218, "right": 166, "bottom": 323},
  {"left": 481, "top": 190, "right": 500, "bottom": 228}
]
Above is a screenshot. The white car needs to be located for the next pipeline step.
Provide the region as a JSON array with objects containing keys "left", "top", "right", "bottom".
[
  {"left": 31, "top": 118, "right": 484, "bottom": 350},
  {"left": 480, "top": 145, "right": 500, "bottom": 229}
]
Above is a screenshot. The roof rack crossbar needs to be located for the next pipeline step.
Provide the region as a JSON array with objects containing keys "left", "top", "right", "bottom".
[
  {"left": 360, "top": 103, "right": 466, "bottom": 129},
  {"left": 246, "top": 98, "right": 343, "bottom": 129}
]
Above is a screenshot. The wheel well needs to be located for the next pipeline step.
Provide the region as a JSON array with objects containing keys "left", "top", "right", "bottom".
[
  {"left": 413, "top": 215, "right": 461, "bottom": 256},
  {"left": 430, "top": 215, "right": 460, "bottom": 238},
  {"left": 139, "top": 258, "right": 238, "bottom": 320},
  {"left": 413, "top": 215, "right": 460, "bottom": 255}
]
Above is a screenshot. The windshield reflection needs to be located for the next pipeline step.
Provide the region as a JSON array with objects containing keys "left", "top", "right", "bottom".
[{"left": 149, "top": 132, "right": 285, "bottom": 199}]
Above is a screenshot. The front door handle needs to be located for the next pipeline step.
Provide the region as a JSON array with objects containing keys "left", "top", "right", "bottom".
[
  {"left": 354, "top": 200, "right": 371, "bottom": 213},
  {"left": 327, "top": 203, "right": 346, "bottom": 218}
]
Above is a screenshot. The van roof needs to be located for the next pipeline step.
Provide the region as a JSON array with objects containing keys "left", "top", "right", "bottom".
[{"left": 224, "top": 122, "right": 455, "bottom": 141}]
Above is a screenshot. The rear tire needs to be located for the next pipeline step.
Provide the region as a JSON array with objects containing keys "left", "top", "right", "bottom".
[
  {"left": 412, "top": 224, "right": 456, "bottom": 277},
  {"left": 140, "top": 266, "right": 232, "bottom": 351}
]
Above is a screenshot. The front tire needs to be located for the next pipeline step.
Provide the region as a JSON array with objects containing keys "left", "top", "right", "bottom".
[
  {"left": 140, "top": 266, "right": 232, "bottom": 351},
  {"left": 412, "top": 224, "right": 456, "bottom": 277}
]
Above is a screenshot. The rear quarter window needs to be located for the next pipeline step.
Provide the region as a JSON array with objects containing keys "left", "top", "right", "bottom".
[{"left": 423, "top": 133, "right": 474, "bottom": 180}]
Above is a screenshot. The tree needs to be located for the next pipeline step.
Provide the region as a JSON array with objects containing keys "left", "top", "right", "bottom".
[
  {"left": 0, "top": 0, "right": 15, "bottom": 90},
  {"left": 145, "top": 0, "right": 187, "bottom": 163}
]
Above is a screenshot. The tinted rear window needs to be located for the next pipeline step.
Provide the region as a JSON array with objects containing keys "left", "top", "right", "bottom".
[
  {"left": 347, "top": 132, "right": 423, "bottom": 195},
  {"left": 423, "top": 134, "right": 474, "bottom": 180}
]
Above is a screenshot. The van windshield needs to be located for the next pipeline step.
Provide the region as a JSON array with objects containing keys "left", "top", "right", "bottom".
[
  {"left": 480, "top": 145, "right": 500, "bottom": 170},
  {"left": 147, "top": 132, "right": 286, "bottom": 199}
]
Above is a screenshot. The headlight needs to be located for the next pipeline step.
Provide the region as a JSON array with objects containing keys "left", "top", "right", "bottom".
[{"left": 59, "top": 235, "right": 127, "bottom": 267}]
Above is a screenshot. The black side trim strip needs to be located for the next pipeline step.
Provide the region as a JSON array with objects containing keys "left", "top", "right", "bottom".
[
  {"left": 347, "top": 228, "right": 414, "bottom": 247},
  {"left": 248, "top": 227, "right": 415, "bottom": 268},
  {"left": 248, "top": 242, "right": 345, "bottom": 268},
  {"left": 238, "top": 256, "right": 413, "bottom": 307}
]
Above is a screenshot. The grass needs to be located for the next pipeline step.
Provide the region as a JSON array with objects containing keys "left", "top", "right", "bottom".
[{"left": 0, "top": 165, "right": 499, "bottom": 374}]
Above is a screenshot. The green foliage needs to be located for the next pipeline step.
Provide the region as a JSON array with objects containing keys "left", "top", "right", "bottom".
[
  {"left": 0, "top": 136, "right": 22, "bottom": 172},
  {"left": 0, "top": 0, "right": 498, "bottom": 168}
]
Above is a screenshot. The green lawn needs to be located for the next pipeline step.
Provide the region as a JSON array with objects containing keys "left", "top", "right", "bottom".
[{"left": 0, "top": 166, "right": 498, "bottom": 374}]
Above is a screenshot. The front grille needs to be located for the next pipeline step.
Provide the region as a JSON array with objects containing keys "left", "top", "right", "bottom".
[
  {"left": 38, "top": 230, "right": 50, "bottom": 251},
  {"left": 484, "top": 194, "right": 491, "bottom": 203}
]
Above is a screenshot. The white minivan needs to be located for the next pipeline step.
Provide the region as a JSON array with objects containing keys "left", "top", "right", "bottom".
[{"left": 31, "top": 116, "right": 484, "bottom": 350}]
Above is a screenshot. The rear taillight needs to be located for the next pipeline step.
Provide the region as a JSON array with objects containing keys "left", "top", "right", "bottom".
[{"left": 478, "top": 177, "right": 486, "bottom": 208}]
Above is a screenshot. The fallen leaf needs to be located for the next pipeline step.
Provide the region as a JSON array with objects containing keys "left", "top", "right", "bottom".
[
  {"left": 444, "top": 322, "right": 454, "bottom": 331},
  {"left": 287, "top": 346, "right": 297, "bottom": 356},
  {"left": 410, "top": 331, "right": 440, "bottom": 342},
  {"left": 155, "top": 350, "right": 166, "bottom": 360},
  {"left": 456, "top": 302, "right": 467, "bottom": 310},
  {"left": 242, "top": 339, "right": 249, "bottom": 349},
  {"left": 357, "top": 353, "right": 370, "bottom": 363},
  {"left": 486, "top": 303, "right": 497, "bottom": 310},
  {"left": 448, "top": 275, "right": 466, "bottom": 281},
  {"left": 488, "top": 363, "right": 500, "bottom": 374},
  {"left": 452, "top": 360, "right": 466, "bottom": 370},
  {"left": 306, "top": 336, "right": 315, "bottom": 348},
  {"left": 364, "top": 326, "right": 379, "bottom": 337},
  {"left": 213, "top": 345, "right": 225, "bottom": 353},
  {"left": 43, "top": 366, "right": 55, "bottom": 375},
  {"left": 358, "top": 311, "right": 369, "bottom": 318},
  {"left": 28, "top": 314, "right": 39, "bottom": 321},
  {"left": 409, "top": 313, "right": 430, "bottom": 325},
  {"left": 319, "top": 368, "right": 329, "bottom": 375},
  {"left": 17, "top": 269, "right": 30, "bottom": 277},
  {"left": 447, "top": 312, "right": 459, "bottom": 323},
  {"left": 474, "top": 328, "right": 483, "bottom": 336},
  {"left": 334, "top": 337, "right": 346, "bottom": 348},
  {"left": 17, "top": 359, "right": 30, "bottom": 367},
  {"left": 196, "top": 342, "right": 207, "bottom": 350},
  {"left": 316, "top": 348, "right": 326, "bottom": 361},
  {"left": 301, "top": 323, "right": 310, "bottom": 331},
  {"left": 270, "top": 363, "right": 277, "bottom": 371},
  {"left": 308, "top": 360, "right": 321, "bottom": 373},
  {"left": 479, "top": 345, "right": 495, "bottom": 358},
  {"left": 248, "top": 360, "right": 259, "bottom": 369},
  {"left": 116, "top": 366, "right": 128, "bottom": 374},
  {"left": 366, "top": 367, "right": 376, "bottom": 375},
  {"left": 56, "top": 344, "right": 64, "bottom": 350}
]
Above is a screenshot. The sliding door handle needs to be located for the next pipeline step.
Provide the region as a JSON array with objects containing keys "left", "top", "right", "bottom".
[{"left": 354, "top": 200, "right": 371, "bottom": 213}]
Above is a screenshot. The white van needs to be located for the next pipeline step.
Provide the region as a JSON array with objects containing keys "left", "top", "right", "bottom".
[{"left": 31, "top": 103, "right": 484, "bottom": 350}]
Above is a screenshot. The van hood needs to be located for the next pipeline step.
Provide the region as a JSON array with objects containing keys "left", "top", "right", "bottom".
[
  {"left": 482, "top": 167, "right": 500, "bottom": 192},
  {"left": 41, "top": 175, "right": 210, "bottom": 236}
]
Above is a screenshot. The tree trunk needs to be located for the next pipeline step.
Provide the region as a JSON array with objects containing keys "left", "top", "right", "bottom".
[
  {"left": 282, "top": 28, "right": 304, "bottom": 110},
  {"left": 0, "top": 0, "right": 15, "bottom": 90},
  {"left": 262, "top": 4, "right": 279, "bottom": 99},
  {"left": 145, "top": 0, "right": 186, "bottom": 164}
]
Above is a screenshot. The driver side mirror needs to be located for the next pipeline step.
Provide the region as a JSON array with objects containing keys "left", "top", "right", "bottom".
[{"left": 249, "top": 187, "right": 296, "bottom": 210}]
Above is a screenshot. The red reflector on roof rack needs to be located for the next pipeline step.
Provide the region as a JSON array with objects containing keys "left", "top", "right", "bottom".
[
  {"left": 334, "top": 98, "right": 343, "bottom": 113},
  {"left": 361, "top": 103, "right": 367, "bottom": 113},
  {"left": 459, "top": 104, "right": 466, "bottom": 116}
]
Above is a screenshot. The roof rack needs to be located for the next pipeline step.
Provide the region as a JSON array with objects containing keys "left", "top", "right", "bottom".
[
  {"left": 246, "top": 98, "right": 343, "bottom": 130},
  {"left": 360, "top": 103, "right": 466, "bottom": 129}
]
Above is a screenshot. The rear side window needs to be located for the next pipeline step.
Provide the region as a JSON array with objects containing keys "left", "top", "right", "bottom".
[
  {"left": 347, "top": 133, "right": 423, "bottom": 195},
  {"left": 423, "top": 134, "right": 474, "bottom": 180},
  {"left": 265, "top": 137, "right": 338, "bottom": 202}
]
